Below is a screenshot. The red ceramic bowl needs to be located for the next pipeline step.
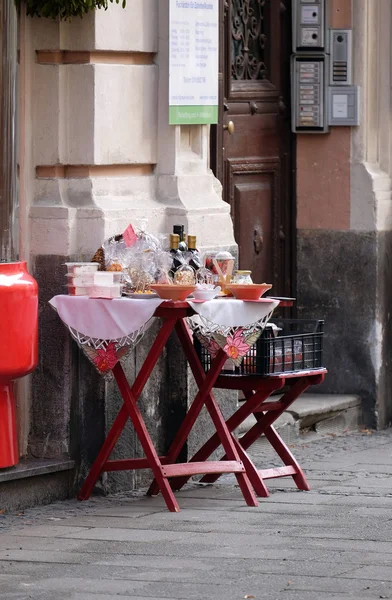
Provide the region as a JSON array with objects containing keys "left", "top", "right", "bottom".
[
  {"left": 225, "top": 283, "right": 272, "bottom": 301},
  {"left": 150, "top": 284, "right": 196, "bottom": 301}
]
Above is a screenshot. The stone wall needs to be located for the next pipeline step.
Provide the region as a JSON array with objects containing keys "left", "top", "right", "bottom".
[
  {"left": 19, "top": 2, "right": 237, "bottom": 492},
  {"left": 296, "top": 0, "right": 392, "bottom": 429}
]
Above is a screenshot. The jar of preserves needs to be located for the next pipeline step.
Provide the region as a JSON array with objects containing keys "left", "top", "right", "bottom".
[{"left": 233, "top": 270, "right": 253, "bottom": 285}]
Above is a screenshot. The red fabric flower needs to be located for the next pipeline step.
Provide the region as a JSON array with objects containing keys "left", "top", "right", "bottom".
[
  {"left": 224, "top": 329, "right": 250, "bottom": 360},
  {"left": 207, "top": 338, "right": 220, "bottom": 358},
  {"left": 93, "top": 342, "right": 119, "bottom": 373}
]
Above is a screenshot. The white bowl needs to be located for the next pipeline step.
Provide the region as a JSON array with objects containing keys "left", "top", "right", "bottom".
[{"left": 192, "top": 286, "right": 220, "bottom": 301}]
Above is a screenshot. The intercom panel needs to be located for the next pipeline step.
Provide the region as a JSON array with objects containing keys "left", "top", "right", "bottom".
[
  {"left": 293, "top": 0, "right": 325, "bottom": 53},
  {"left": 329, "top": 29, "right": 352, "bottom": 85},
  {"left": 291, "top": 54, "right": 329, "bottom": 133}
]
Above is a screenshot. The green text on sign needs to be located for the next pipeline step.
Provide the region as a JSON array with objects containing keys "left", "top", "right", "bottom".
[{"left": 169, "top": 105, "right": 218, "bottom": 125}]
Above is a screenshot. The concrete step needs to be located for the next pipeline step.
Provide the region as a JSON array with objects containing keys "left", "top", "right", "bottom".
[{"left": 236, "top": 394, "right": 362, "bottom": 445}]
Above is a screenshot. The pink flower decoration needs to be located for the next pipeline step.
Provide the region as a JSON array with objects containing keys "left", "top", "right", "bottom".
[
  {"left": 93, "top": 342, "right": 119, "bottom": 373},
  {"left": 224, "top": 329, "right": 250, "bottom": 360},
  {"left": 207, "top": 338, "right": 220, "bottom": 358}
]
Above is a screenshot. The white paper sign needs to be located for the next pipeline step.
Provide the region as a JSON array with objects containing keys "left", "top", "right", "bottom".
[
  {"left": 169, "top": 0, "right": 219, "bottom": 125},
  {"left": 332, "top": 94, "right": 348, "bottom": 119}
]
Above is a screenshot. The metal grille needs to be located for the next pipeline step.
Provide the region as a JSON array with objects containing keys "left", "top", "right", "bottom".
[{"left": 231, "top": 0, "right": 267, "bottom": 80}]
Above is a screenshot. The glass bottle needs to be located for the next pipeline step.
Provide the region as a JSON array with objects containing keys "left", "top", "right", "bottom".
[
  {"left": 186, "top": 235, "right": 202, "bottom": 271},
  {"left": 169, "top": 234, "right": 185, "bottom": 276},
  {"left": 173, "top": 225, "right": 188, "bottom": 251}
]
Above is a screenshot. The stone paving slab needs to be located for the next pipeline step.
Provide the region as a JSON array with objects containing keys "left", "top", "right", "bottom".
[{"left": 1, "top": 430, "right": 392, "bottom": 599}]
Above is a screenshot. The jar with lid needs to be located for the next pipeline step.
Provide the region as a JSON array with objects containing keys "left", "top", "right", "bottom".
[
  {"left": 174, "top": 264, "right": 196, "bottom": 285},
  {"left": 233, "top": 270, "right": 253, "bottom": 285}
]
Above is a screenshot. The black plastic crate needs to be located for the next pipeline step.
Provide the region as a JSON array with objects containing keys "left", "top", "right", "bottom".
[{"left": 194, "top": 319, "right": 324, "bottom": 376}]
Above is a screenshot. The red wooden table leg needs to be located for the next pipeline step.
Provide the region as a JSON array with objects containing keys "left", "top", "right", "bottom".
[
  {"left": 78, "top": 404, "right": 128, "bottom": 500},
  {"left": 239, "top": 375, "right": 321, "bottom": 451},
  {"left": 171, "top": 387, "right": 280, "bottom": 492},
  {"left": 114, "top": 363, "right": 180, "bottom": 512},
  {"left": 152, "top": 320, "right": 260, "bottom": 506},
  {"left": 197, "top": 372, "right": 326, "bottom": 492},
  {"left": 236, "top": 374, "right": 325, "bottom": 492},
  {"left": 78, "top": 318, "right": 177, "bottom": 502},
  {"left": 169, "top": 319, "right": 284, "bottom": 493},
  {"left": 147, "top": 349, "right": 229, "bottom": 497},
  {"left": 263, "top": 424, "right": 310, "bottom": 491},
  {"left": 201, "top": 376, "right": 259, "bottom": 507}
]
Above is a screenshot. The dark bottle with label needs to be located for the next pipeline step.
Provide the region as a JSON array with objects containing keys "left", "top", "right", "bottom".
[
  {"left": 187, "top": 235, "right": 202, "bottom": 271},
  {"left": 173, "top": 224, "right": 188, "bottom": 251},
  {"left": 169, "top": 233, "right": 185, "bottom": 276}
]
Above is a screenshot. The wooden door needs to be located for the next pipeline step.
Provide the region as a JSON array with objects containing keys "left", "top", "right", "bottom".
[{"left": 211, "top": 0, "right": 294, "bottom": 296}]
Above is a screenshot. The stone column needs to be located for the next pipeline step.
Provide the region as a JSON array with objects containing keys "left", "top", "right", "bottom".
[
  {"left": 156, "top": 0, "right": 236, "bottom": 251},
  {"left": 350, "top": 0, "right": 392, "bottom": 428},
  {"left": 155, "top": 0, "right": 238, "bottom": 456},
  {"left": 297, "top": 0, "right": 392, "bottom": 428},
  {"left": 23, "top": 3, "right": 163, "bottom": 474},
  {"left": 21, "top": 0, "right": 237, "bottom": 486}
]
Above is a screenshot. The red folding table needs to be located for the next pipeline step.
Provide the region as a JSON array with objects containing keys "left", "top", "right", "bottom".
[
  {"left": 77, "top": 300, "right": 326, "bottom": 511},
  {"left": 78, "top": 302, "right": 259, "bottom": 511}
]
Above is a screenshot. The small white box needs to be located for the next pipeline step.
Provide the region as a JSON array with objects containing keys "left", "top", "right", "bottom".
[
  {"left": 64, "top": 262, "right": 100, "bottom": 275},
  {"left": 89, "top": 284, "right": 122, "bottom": 299},
  {"left": 70, "top": 274, "right": 95, "bottom": 286},
  {"left": 67, "top": 285, "right": 92, "bottom": 296},
  {"left": 94, "top": 272, "right": 115, "bottom": 285}
]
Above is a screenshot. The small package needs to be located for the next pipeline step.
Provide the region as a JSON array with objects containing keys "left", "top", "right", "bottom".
[
  {"left": 69, "top": 274, "right": 95, "bottom": 287},
  {"left": 65, "top": 262, "right": 100, "bottom": 275},
  {"left": 93, "top": 272, "right": 116, "bottom": 286},
  {"left": 67, "top": 285, "right": 92, "bottom": 296},
  {"left": 89, "top": 284, "right": 122, "bottom": 299}
]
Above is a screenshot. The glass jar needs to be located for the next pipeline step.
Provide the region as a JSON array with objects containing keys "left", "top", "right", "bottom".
[
  {"left": 174, "top": 264, "right": 196, "bottom": 285},
  {"left": 233, "top": 270, "right": 253, "bottom": 285},
  {"left": 215, "top": 251, "right": 235, "bottom": 276}
]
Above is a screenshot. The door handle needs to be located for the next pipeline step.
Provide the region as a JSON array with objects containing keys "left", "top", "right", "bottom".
[
  {"left": 254, "top": 229, "right": 263, "bottom": 255},
  {"left": 223, "top": 121, "right": 235, "bottom": 135}
]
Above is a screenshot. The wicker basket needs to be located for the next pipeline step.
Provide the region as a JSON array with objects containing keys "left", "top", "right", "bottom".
[{"left": 91, "top": 234, "right": 123, "bottom": 270}]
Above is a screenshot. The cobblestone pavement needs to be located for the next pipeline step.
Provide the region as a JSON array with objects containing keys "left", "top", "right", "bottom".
[{"left": 1, "top": 429, "right": 392, "bottom": 600}]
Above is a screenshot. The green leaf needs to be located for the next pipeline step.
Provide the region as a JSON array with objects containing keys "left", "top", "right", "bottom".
[{"left": 15, "top": 0, "right": 126, "bottom": 19}]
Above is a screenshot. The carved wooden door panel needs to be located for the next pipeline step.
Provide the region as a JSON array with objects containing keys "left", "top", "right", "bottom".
[{"left": 211, "top": 0, "right": 294, "bottom": 296}]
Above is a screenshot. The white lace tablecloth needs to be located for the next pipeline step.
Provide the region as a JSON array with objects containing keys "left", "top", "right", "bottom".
[{"left": 49, "top": 295, "right": 279, "bottom": 377}]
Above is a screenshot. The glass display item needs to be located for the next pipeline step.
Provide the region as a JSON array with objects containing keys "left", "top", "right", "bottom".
[
  {"left": 196, "top": 267, "right": 214, "bottom": 286},
  {"left": 233, "top": 270, "right": 253, "bottom": 285},
  {"left": 204, "top": 251, "right": 218, "bottom": 272},
  {"left": 215, "top": 251, "right": 235, "bottom": 276},
  {"left": 174, "top": 264, "right": 196, "bottom": 285}
]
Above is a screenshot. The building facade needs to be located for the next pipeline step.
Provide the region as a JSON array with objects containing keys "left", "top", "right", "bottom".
[{"left": 1, "top": 0, "right": 392, "bottom": 509}]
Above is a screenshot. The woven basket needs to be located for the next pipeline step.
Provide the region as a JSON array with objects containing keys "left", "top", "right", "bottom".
[{"left": 91, "top": 234, "right": 123, "bottom": 270}]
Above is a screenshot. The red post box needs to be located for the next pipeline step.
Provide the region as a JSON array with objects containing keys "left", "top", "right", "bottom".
[{"left": 0, "top": 261, "right": 38, "bottom": 468}]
